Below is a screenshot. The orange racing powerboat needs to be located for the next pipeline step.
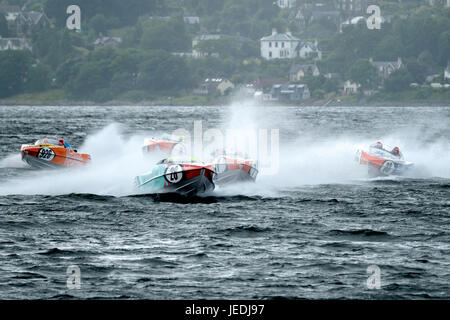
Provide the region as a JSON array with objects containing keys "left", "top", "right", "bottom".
[{"left": 21, "top": 137, "right": 91, "bottom": 169}]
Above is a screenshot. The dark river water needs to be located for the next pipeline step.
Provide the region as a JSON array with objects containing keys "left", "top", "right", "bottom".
[{"left": 0, "top": 105, "right": 449, "bottom": 299}]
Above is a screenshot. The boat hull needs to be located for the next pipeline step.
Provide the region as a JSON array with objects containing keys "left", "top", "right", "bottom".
[
  {"left": 21, "top": 145, "right": 90, "bottom": 169},
  {"left": 135, "top": 164, "right": 215, "bottom": 197},
  {"left": 213, "top": 157, "right": 258, "bottom": 186},
  {"left": 356, "top": 150, "right": 413, "bottom": 177}
]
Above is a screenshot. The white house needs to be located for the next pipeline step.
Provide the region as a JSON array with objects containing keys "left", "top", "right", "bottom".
[
  {"left": 342, "top": 16, "right": 365, "bottom": 26},
  {"left": 297, "top": 40, "right": 322, "bottom": 60},
  {"left": 0, "top": 37, "right": 32, "bottom": 51},
  {"left": 261, "top": 29, "right": 321, "bottom": 60},
  {"left": 289, "top": 64, "right": 320, "bottom": 82},
  {"left": 0, "top": 5, "right": 21, "bottom": 21},
  {"left": 370, "top": 57, "right": 403, "bottom": 79},
  {"left": 260, "top": 29, "right": 300, "bottom": 60},
  {"left": 93, "top": 35, "right": 122, "bottom": 48},
  {"left": 217, "top": 79, "right": 234, "bottom": 95},
  {"left": 194, "top": 78, "right": 234, "bottom": 96},
  {"left": 183, "top": 16, "right": 199, "bottom": 24},
  {"left": 343, "top": 80, "right": 360, "bottom": 95},
  {"left": 276, "top": 0, "right": 297, "bottom": 9}
]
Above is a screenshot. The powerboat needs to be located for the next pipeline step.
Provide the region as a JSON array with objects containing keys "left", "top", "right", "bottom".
[
  {"left": 142, "top": 135, "right": 187, "bottom": 158},
  {"left": 355, "top": 142, "right": 414, "bottom": 177},
  {"left": 211, "top": 150, "right": 258, "bottom": 186},
  {"left": 21, "top": 138, "right": 91, "bottom": 169},
  {"left": 134, "top": 158, "right": 215, "bottom": 196}
]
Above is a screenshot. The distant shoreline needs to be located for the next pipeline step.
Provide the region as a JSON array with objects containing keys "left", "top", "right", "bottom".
[
  {"left": 1, "top": 100, "right": 449, "bottom": 107},
  {"left": 1, "top": 93, "right": 449, "bottom": 107}
]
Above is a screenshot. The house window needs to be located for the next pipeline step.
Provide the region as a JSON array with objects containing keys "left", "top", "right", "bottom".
[
  {"left": 281, "top": 51, "right": 284, "bottom": 57},
  {"left": 269, "top": 42, "right": 272, "bottom": 48},
  {"left": 269, "top": 51, "right": 272, "bottom": 58},
  {"left": 282, "top": 42, "right": 284, "bottom": 48},
  {"left": 275, "top": 42, "right": 278, "bottom": 48}
]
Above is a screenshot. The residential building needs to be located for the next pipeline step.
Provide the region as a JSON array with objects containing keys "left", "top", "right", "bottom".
[
  {"left": 337, "top": 0, "right": 368, "bottom": 15},
  {"left": 0, "top": 5, "right": 21, "bottom": 21},
  {"left": 276, "top": 0, "right": 297, "bottom": 9},
  {"left": 428, "top": 0, "right": 450, "bottom": 6},
  {"left": 0, "top": 37, "right": 32, "bottom": 51},
  {"left": 193, "top": 79, "right": 234, "bottom": 96},
  {"left": 93, "top": 35, "right": 122, "bottom": 48},
  {"left": 260, "top": 29, "right": 300, "bottom": 60},
  {"left": 297, "top": 40, "right": 322, "bottom": 59},
  {"left": 260, "top": 29, "right": 321, "bottom": 60},
  {"left": 253, "top": 77, "right": 284, "bottom": 91},
  {"left": 15, "top": 11, "right": 51, "bottom": 36},
  {"left": 183, "top": 16, "right": 200, "bottom": 24},
  {"left": 370, "top": 57, "right": 403, "bottom": 79},
  {"left": 289, "top": 64, "right": 320, "bottom": 82},
  {"left": 341, "top": 15, "right": 365, "bottom": 26},
  {"left": 270, "top": 84, "right": 310, "bottom": 101},
  {"left": 343, "top": 80, "right": 360, "bottom": 95}
]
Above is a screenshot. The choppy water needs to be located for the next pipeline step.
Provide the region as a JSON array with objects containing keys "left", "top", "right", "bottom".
[{"left": 0, "top": 104, "right": 449, "bottom": 299}]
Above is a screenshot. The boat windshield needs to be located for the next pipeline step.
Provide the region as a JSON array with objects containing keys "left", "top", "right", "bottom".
[
  {"left": 369, "top": 145, "right": 404, "bottom": 160},
  {"left": 35, "top": 138, "right": 60, "bottom": 146}
]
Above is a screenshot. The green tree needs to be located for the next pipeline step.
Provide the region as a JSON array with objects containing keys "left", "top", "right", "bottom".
[
  {"left": 437, "top": 31, "right": 450, "bottom": 65},
  {"left": 384, "top": 69, "right": 413, "bottom": 92},
  {"left": 26, "top": 63, "right": 52, "bottom": 93},
  {"left": 349, "top": 59, "right": 378, "bottom": 90},
  {"left": 406, "top": 60, "right": 427, "bottom": 84},
  {"left": 90, "top": 14, "right": 107, "bottom": 35},
  {"left": 137, "top": 50, "right": 192, "bottom": 91},
  {"left": 140, "top": 17, "right": 191, "bottom": 52},
  {"left": 67, "top": 59, "right": 113, "bottom": 99},
  {"left": 0, "top": 50, "right": 32, "bottom": 98}
]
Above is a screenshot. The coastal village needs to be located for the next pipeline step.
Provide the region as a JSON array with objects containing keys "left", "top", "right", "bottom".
[{"left": 0, "top": 0, "right": 450, "bottom": 104}]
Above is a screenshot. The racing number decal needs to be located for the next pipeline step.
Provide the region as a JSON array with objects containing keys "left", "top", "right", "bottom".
[
  {"left": 165, "top": 165, "right": 183, "bottom": 183},
  {"left": 380, "top": 160, "right": 395, "bottom": 175},
  {"left": 215, "top": 156, "right": 227, "bottom": 174},
  {"left": 37, "top": 148, "right": 55, "bottom": 161}
]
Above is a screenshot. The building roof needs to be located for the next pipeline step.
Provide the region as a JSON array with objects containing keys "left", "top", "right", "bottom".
[
  {"left": 18, "top": 11, "right": 49, "bottom": 25},
  {"left": 261, "top": 32, "right": 300, "bottom": 42},
  {"left": 296, "top": 41, "right": 320, "bottom": 51},
  {"left": 273, "top": 83, "right": 309, "bottom": 93},
  {"left": 290, "top": 64, "right": 318, "bottom": 74},
  {"left": 371, "top": 60, "right": 401, "bottom": 69}
]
